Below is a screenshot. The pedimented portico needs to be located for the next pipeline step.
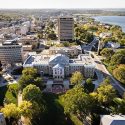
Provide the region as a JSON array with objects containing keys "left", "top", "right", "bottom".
[
  {"left": 53, "top": 64, "right": 64, "bottom": 80},
  {"left": 23, "top": 53, "right": 95, "bottom": 79}
]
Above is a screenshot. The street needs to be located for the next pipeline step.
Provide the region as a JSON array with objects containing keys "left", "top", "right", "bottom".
[{"left": 93, "top": 52, "right": 125, "bottom": 96}]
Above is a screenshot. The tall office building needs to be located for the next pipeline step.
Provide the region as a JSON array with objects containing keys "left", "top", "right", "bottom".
[
  {"left": 0, "top": 40, "right": 23, "bottom": 64},
  {"left": 58, "top": 17, "right": 74, "bottom": 41}
]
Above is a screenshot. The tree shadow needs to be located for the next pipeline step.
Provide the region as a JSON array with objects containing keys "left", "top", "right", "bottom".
[
  {"left": 38, "top": 93, "right": 75, "bottom": 125},
  {"left": 0, "top": 85, "right": 8, "bottom": 106}
]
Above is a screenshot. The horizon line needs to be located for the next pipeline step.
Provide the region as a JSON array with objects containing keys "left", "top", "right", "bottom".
[{"left": 0, "top": 8, "right": 125, "bottom": 10}]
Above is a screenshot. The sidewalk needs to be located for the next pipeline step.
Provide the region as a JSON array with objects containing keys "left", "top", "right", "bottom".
[{"left": 93, "top": 52, "right": 125, "bottom": 96}]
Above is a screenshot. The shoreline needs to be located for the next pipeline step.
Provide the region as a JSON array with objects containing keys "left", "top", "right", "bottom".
[{"left": 92, "top": 15, "right": 125, "bottom": 32}]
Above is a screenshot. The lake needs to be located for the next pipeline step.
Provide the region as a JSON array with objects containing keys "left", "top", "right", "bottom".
[{"left": 93, "top": 16, "right": 125, "bottom": 32}]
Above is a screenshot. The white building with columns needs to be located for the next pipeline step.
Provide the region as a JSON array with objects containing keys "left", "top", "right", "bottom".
[{"left": 23, "top": 53, "right": 95, "bottom": 80}]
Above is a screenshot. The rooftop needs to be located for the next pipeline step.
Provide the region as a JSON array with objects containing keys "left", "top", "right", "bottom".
[
  {"left": 100, "top": 115, "right": 125, "bottom": 125},
  {"left": 49, "top": 45, "right": 82, "bottom": 51},
  {"left": 70, "top": 54, "right": 95, "bottom": 66},
  {"left": 23, "top": 54, "right": 95, "bottom": 67},
  {"left": 0, "top": 38, "right": 20, "bottom": 46}
]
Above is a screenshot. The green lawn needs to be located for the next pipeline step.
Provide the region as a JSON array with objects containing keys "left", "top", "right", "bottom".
[
  {"left": 0, "top": 85, "right": 83, "bottom": 125},
  {"left": 36, "top": 93, "right": 83, "bottom": 125},
  {"left": 0, "top": 85, "right": 8, "bottom": 106},
  {"left": 70, "top": 114, "right": 83, "bottom": 125},
  {"left": 0, "top": 84, "right": 18, "bottom": 106}
]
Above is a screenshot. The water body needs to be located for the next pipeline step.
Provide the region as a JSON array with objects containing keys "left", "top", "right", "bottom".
[{"left": 93, "top": 16, "right": 125, "bottom": 32}]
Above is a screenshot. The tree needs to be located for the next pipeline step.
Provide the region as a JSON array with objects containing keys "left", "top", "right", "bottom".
[
  {"left": 22, "top": 67, "right": 38, "bottom": 77},
  {"left": 18, "top": 68, "right": 42, "bottom": 90},
  {"left": 1, "top": 103, "right": 20, "bottom": 124},
  {"left": 47, "top": 32, "right": 57, "bottom": 40},
  {"left": 100, "top": 48, "right": 114, "bottom": 59},
  {"left": 80, "top": 32, "right": 94, "bottom": 43},
  {"left": 112, "top": 97, "right": 125, "bottom": 114},
  {"left": 19, "top": 101, "right": 41, "bottom": 120},
  {"left": 19, "top": 75, "right": 35, "bottom": 90},
  {"left": 63, "top": 42, "right": 70, "bottom": 47},
  {"left": 61, "top": 85, "right": 92, "bottom": 117},
  {"left": 86, "top": 78, "right": 92, "bottom": 84},
  {"left": 70, "top": 71, "right": 83, "bottom": 85},
  {"left": 113, "top": 65, "right": 125, "bottom": 84},
  {"left": 93, "top": 80, "right": 116, "bottom": 105},
  {"left": 22, "top": 84, "right": 43, "bottom": 103},
  {"left": 116, "top": 49, "right": 125, "bottom": 55},
  {"left": 84, "top": 78, "right": 95, "bottom": 93},
  {"left": 22, "top": 85, "right": 46, "bottom": 124},
  {"left": 48, "top": 21, "right": 55, "bottom": 29},
  {"left": 37, "top": 31, "right": 44, "bottom": 39},
  {"left": 74, "top": 26, "right": 94, "bottom": 43},
  {"left": 119, "top": 39, "right": 125, "bottom": 45},
  {"left": 110, "top": 53, "right": 125, "bottom": 66}
]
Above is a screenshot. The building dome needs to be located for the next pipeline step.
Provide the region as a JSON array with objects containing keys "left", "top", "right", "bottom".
[{"left": 49, "top": 54, "right": 69, "bottom": 65}]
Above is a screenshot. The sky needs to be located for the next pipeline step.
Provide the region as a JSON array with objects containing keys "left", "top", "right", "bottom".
[{"left": 0, "top": 0, "right": 125, "bottom": 9}]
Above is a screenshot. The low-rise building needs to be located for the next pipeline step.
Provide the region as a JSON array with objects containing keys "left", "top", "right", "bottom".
[
  {"left": 100, "top": 115, "right": 125, "bottom": 125},
  {"left": 22, "top": 45, "right": 33, "bottom": 51},
  {"left": 49, "top": 45, "right": 82, "bottom": 57},
  {"left": 18, "top": 35, "right": 38, "bottom": 49},
  {"left": 0, "top": 40, "right": 23, "bottom": 64},
  {"left": 23, "top": 53, "right": 95, "bottom": 80},
  {"left": 21, "top": 21, "right": 31, "bottom": 35},
  {"left": 99, "top": 32, "right": 112, "bottom": 39},
  {"left": 106, "top": 41, "right": 120, "bottom": 49}
]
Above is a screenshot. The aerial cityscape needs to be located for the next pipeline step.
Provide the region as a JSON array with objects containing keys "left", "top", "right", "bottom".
[{"left": 0, "top": 0, "right": 125, "bottom": 125}]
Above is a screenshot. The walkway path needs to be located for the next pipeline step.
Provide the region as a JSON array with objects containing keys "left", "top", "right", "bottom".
[{"left": 93, "top": 52, "right": 125, "bottom": 96}]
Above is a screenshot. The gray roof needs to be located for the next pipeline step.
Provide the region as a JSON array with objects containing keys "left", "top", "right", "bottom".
[
  {"left": 53, "top": 63, "right": 64, "bottom": 69},
  {"left": 100, "top": 115, "right": 125, "bottom": 125},
  {"left": 49, "top": 54, "right": 69, "bottom": 65}
]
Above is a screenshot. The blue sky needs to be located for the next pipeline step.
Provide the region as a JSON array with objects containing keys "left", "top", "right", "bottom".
[{"left": 0, "top": 0, "right": 125, "bottom": 8}]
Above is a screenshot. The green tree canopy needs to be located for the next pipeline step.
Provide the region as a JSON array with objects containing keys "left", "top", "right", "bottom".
[
  {"left": 19, "top": 101, "right": 41, "bottom": 120},
  {"left": 113, "top": 65, "right": 125, "bottom": 84},
  {"left": 100, "top": 48, "right": 114, "bottom": 59},
  {"left": 18, "top": 68, "right": 42, "bottom": 90},
  {"left": 70, "top": 71, "right": 83, "bottom": 85},
  {"left": 47, "top": 31, "right": 57, "bottom": 40},
  {"left": 75, "top": 26, "right": 94, "bottom": 43},
  {"left": 61, "top": 85, "right": 92, "bottom": 117},
  {"left": 110, "top": 53, "right": 125, "bottom": 66},
  {"left": 22, "top": 67, "right": 38, "bottom": 77},
  {"left": 112, "top": 97, "right": 125, "bottom": 114},
  {"left": 91, "top": 79, "right": 116, "bottom": 105},
  {"left": 84, "top": 78, "right": 95, "bottom": 93},
  {"left": 22, "top": 84, "right": 43, "bottom": 103},
  {"left": 1, "top": 103, "right": 20, "bottom": 119}
]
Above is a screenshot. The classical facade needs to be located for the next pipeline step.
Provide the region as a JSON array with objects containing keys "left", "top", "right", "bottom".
[
  {"left": 0, "top": 40, "right": 23, "bottom": 64},
  {"left": 58, "top": 17, "right": 74, "bottom": 41},
  {"left": 23, "top": 53, "right": 95, "bottom": 80}
]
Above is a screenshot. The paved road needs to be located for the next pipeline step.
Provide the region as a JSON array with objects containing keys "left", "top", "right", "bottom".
[{"left": 93, "top": 52, "right": 125, "bottom": 96}]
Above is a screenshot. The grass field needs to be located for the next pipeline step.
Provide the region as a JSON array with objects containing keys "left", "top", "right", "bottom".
[
  {"left": 39, "top": 93, "right": 83, "bottom": 125},
  {"left": 0, "top": 85, "right": 83, "bottom": 125},
  {"left": 0, "top": 84, "right": 18, "bottom": 106}
]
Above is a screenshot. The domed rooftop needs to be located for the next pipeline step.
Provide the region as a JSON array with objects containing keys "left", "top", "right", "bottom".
[{"left": 49, "top": 54, "right": 69, "bottom": 65}]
